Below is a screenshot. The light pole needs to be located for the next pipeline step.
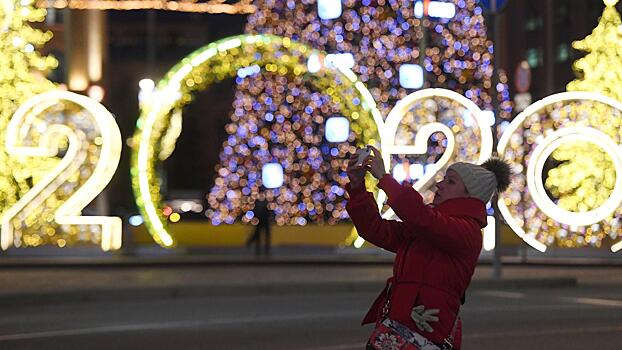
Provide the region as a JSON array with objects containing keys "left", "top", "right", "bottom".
[{"left": 482, "top": 0, "right": 508, "bottom": 278}]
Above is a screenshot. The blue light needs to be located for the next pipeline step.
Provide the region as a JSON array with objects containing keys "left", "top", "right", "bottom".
[
  {"left": 318, "top": 0, "right": 342, "bottom": 20},
  {"left": 262, "top": 163, "right": 284, "bottom": 189},
  {"left": 325, "top": 116, "right": 350, "bottom": 142},
  {"left": 399, "top": 64, "right": 424, "bottom": 89},
  {"left": 129, "top": 215, "right": 144, "bottom": 227}
]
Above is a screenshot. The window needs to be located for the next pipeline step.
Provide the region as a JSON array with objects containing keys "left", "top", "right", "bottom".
[
  {"left": 526, "top": 48, "right": 543, "bottom": 67},
  {"left": 525, "top": 17, "right": 543, "bottom": 31},
  {"left": 556, "top": 43, "right": 571, "bottom": 62}
]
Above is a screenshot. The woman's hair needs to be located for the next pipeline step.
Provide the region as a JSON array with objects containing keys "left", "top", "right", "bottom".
[{"left": 481, "top": 158, "right": 511, "bottom": 193}]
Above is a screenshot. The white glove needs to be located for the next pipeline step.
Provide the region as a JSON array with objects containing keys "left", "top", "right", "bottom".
[{"left": 411, "top": 305, "right": 439, "bottom": 333}]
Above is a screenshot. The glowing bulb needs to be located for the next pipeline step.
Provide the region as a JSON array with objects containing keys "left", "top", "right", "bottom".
[
  {"left": 392, "top": 163, "right": 408, "bottom": 183},
  {"left": 87, "top": 85, "right": 105, "bottom": 102},
  {"left": 318, "top": 0, "right": 342, "bottom": 20},
  {"left": 139, "top": 79, "right": 155, "bottom": 91},
  {"left": 169, "top": 213, "right": 181, "bottom": 222},
  {"left": 129, "top": 215, "right": 144, "bottom": 226},
  {"left": 399, "top": 64, "right": 424, "bottom": 89},
  {"left": 604, "top": 0, "right": 618, "bottom": 7},
  {"left": 262, "top": 163, "right": 284, "bottom": 189},
  {"left": 325, "top": 116, "right": 350, "bottom": 142},
  {"left": 307, "top": 53, "right": 322, "bottom": 73}
]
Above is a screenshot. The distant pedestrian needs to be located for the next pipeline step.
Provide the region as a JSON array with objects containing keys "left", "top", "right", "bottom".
[
  {"left": 346, "top": 145, "right": 511, "bottom": 350},
  {"left": 246, "top": 194, "right": 271, "bottom": 256}
]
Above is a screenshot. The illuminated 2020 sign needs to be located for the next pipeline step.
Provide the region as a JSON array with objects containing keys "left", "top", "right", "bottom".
[{"left": 3, "top": 41, "right": 622, "bottom": 253}]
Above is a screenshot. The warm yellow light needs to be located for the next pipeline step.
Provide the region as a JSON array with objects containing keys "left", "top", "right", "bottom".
[
  {"left": 68, "top": 73, "right": 89, "bottom": 91},
  {"left": 1, "top": 0, "right": 14, "bottom": 32},
  {"left": 87, "top": 84, "right": 105, "bottom": 102},
  {"left": 604, "top": 0, "right": 618, "bottom": 7},
  {"left": 169, "top": 212, "right": 181, "bottom": 223},
  {"left": 35, "top": 0, "right": 256, "bottom": 14}
]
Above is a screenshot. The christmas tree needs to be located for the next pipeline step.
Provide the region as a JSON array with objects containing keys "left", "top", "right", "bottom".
[
  {"left": 549, "top": 0, "right": 621, "bottom": 216},
  {"left": 567, "top": 0, "right": 622, "bottom": 99},
  {"left": 206, "top": 0, "right": 511, "bottom": 226},
  {"left": 0, "top": 0, "right": 56, "bottom": 216}
]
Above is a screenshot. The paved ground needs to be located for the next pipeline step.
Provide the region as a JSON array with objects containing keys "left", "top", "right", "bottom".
[
  {"left": 0, "top": 248, "right": 621, "bottom": 349},
  {"left": 0, "top": 264, "right": 596, "bottom": 304},
  {"left": 0, "top": 282, "right": 621, "bottom": 349}
]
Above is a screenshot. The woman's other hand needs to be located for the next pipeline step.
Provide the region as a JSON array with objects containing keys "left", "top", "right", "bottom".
[{"left": 367, "top": 145, "right": 387, "bottom": 180}]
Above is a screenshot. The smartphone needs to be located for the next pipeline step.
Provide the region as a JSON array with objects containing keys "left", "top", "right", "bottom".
[{"left": 355, "top": 147, "right": 371, "bottom": 166}]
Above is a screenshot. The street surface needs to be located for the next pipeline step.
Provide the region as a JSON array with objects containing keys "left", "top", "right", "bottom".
[{"left": 0, "top": 282, "right": 620, "bottom": 349}]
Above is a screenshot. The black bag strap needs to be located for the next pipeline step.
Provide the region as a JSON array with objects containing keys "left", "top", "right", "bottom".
[{"left": 441, "top": 309, "right": 459, "bottom": 350}]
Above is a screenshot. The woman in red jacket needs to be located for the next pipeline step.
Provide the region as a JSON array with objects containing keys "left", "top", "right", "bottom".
[{"left": 346, "top": 146, "right": 511, "bottom": 350}]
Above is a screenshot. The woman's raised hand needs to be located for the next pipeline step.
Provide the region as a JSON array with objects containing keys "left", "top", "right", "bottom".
[{"left": 367, "top": 145, "right": 387, "bottom": 180}]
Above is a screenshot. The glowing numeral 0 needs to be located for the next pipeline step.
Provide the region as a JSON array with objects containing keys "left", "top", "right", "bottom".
[
  {"left": 498, "top": 91, "right": 622, "bottom": 252},
  {"left": 1, "top": 91, "right": 122, "bottom": 251}
]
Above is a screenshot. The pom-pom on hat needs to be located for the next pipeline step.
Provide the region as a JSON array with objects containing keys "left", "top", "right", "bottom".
[{"left": 447, "top": 158, "right": 511, "bottom": 203}]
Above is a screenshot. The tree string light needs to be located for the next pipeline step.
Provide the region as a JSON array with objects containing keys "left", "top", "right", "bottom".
[{"left": 208, "top": 0, "right": 512, "bottom": 237}]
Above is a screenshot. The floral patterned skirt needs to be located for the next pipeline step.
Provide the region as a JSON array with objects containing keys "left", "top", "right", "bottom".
[{"left": 366, "top": 318, "right": 441, "bottom": 350}]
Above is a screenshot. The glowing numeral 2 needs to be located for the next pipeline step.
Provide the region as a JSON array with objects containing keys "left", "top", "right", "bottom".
[{"left": 1, "top": 91, "right": 122, "bottom": 251}]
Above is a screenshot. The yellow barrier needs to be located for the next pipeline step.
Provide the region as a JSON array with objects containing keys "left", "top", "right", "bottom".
[{"left": 129, "top": 221, "right": 523, "bottom": 247}]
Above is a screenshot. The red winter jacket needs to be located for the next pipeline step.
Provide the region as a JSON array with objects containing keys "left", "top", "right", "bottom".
[{"left": 345, "top": 174, "right": 486, "bottom": 349}]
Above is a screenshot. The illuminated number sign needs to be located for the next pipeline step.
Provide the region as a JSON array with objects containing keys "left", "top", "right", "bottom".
[
  {"left": 498, "top": 92, "right": 622, "bottom": 252},
  {"left": 1, "top": 91, "right": 122, "bottom": 251}
]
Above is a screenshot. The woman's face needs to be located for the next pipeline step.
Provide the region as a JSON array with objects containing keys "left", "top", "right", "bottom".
[{"left": 432, "top": 169, "right": 469, "bottom": 206}]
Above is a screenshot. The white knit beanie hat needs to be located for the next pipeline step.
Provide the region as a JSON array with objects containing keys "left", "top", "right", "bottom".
[{"left": 447, "top": 162, "right": 497, "bottom": 203}]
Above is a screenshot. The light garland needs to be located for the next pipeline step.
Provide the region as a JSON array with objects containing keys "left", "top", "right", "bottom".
[
  {"left": 35, "top": 0, "right": 255, "bottom": 14},
  {"left": 1, "top": 91, "right": 122, "bottom": 251},
  {"left": 131, "top": 34, "right": 381, "bottom": 247}
]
